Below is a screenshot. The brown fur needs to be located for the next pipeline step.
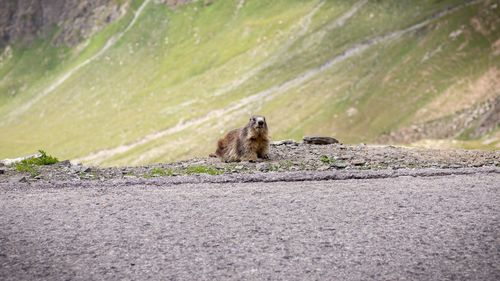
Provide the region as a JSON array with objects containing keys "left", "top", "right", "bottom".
[{"left": 215, "top": 115, "right": 270, "bottom": 162}]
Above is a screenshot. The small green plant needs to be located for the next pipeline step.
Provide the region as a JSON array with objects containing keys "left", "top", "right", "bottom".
[
  {"left": 185, "top": 165, "right": 223, "bottom": 175},
  {"left": 18, "top": 150, "right": 59, "bottom": 166},
  {"left": 14, "top": 150, "right": 58, "bottom": 177},
  {"left": 320, "top": 155, "right": 336, "bottom": 165}
]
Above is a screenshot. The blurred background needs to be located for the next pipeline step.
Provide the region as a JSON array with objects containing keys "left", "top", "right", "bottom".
[{"left": 0, "top": 0, "right": 498, "bottom": 166}]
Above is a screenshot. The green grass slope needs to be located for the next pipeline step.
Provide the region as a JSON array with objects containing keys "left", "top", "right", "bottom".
[{"left": 0, "top": 0, "right": 498, "bottom": 166}]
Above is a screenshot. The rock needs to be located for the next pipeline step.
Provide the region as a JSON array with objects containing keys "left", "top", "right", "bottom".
[
  {"left": 271, "top": 140, "right": 299, "bottom": 146},
  {"left": 352, "top": 159, "right": 366, "bottom": 166},
  {"left": 0, "top": 0, "right": 127, "bottom": 47},
  {"left": 235, "top": 165, "right": 244, "bottom": 170},
  {"left": 0, "top": 169, "right": 4, "bottom": 174},
  {"left": 83, "top": 167, "right": 92, "bottom": 173},
  {"left": 303, "top": 136, "right": 339, "bottom": 145},
  {"left": 256, "top": 163, "right": 270, "bottom": 172},
  {"left": 332, "top": 162, "right": 348, "bottom": 169}
]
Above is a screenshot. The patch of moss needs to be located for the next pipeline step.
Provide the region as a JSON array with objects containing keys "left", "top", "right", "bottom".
[
  {"left": 148, "top": 167, "right": 175, "bottom": 177},
  {"left": 185, "top": 165, "right": 223, "bottom": 175}
]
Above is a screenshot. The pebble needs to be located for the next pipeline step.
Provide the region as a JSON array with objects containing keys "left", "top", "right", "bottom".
[{"left": 352, "top": 159, "right": 366, "bottom": 166}]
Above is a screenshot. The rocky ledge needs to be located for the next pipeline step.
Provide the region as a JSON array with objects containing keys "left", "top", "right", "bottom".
[{"left": 1, "top": 142, "right": 499, "bottom": 186}]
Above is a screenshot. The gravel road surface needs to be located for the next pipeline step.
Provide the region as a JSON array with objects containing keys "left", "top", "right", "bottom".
[{"left": 1, "top": 170, "right": 499, "bottom": 281}]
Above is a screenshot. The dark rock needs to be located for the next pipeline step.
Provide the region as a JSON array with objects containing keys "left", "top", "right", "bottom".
[
  {"left": 303, "top": 136, "right": 339, "bottom": 145},
  {"left": 0, "top": 169, "right": 4, "bottom": 174}
]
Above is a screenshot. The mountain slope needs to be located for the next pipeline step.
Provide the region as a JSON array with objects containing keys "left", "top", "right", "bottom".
[{"left": 0, "top": 0, "right": 498, "bottom": 166}]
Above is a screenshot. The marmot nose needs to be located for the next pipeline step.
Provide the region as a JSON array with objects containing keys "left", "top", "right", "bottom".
[{"left": 258, "top": 120, "right": 264, "bottom": 126}]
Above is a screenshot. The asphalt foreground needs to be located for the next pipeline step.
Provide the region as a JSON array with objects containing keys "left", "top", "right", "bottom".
[{"left": 1, "top": 168, "right": 499, "bottom": 281}]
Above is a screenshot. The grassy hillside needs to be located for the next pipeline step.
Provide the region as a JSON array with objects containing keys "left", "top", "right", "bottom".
[{"left": 0, "top": 0, "right": 498, "bottom": 166}]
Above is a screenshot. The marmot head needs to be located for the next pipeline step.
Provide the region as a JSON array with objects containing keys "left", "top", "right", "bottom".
[{"left": 248, "top": 115, "right": 268, "bottom": 135}]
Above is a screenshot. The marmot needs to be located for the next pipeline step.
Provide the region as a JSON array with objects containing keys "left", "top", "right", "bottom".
[{"left": 214, "top": 115, "right": 270, "bottom": 162}]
